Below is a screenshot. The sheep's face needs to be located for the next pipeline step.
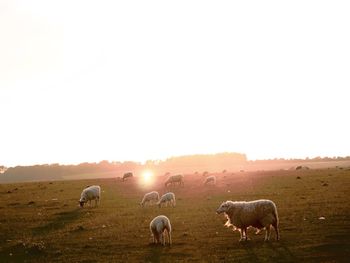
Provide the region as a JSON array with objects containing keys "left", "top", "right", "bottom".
[
  {"left": 79, "top": 201, "right": 85, "bottom": 207},
  {"left": 216, "top": 201, "right": 230, "bottom": 214}
]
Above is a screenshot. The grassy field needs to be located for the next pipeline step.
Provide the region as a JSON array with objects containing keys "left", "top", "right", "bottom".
[{"left": 0, "top": 168, "right": 349, "bottom": 262}]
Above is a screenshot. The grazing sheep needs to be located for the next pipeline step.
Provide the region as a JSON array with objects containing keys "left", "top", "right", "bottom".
[
  {"left": 295, "top": 165, "right": 310, "bottom": 170},
  {"left": 216, "top": 199, "right": 279, "bottom": 241},
  {"left": 164, "top": 174, "right": 184, "bottom": 187},
  {"left": 157, "top": 192, "right": 176, "bottom": 208},
  {"left": 79, "top": 185, "right": 101, "bottom": 208},
  {"left": 123, "top": 172, "right": 133, "bottom": 181},
  {"left": 140, "top": 191, "right": 160, "bottom": 207},
  {"left": 204, "top": 175, "right": 216, "bottom": 185},
  {"left": 150, "top": 215, "right": 172, "bottom": 245}
]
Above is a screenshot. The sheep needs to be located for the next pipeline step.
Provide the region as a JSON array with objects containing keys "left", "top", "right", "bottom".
[
  {"left": 204, "top": 175, "right": 216, "bottom": 185},
  {"left": 140, "top": 191, "right": 160, "bottom": 207},
  {"left": 157, "top": 192, "right": 176, "bottom": 208},
  {"left": 216, "top": 199, "right": 279, "bottom": 241},
  {"left": 79, "top": 185, "right": 101, "bottom": 208},
  {"left": 164, "top": 174, "right": 184, "bottom": 187},
  {"left": 150, "top": 215, "right": 172, "bottom": 245},
  {"left": 123, "top": 172, "right": 133, "bottom": 181}
]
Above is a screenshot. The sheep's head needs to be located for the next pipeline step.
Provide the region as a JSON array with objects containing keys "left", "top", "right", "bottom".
[
  {"left": 79, "top": 197, "right": 87, "bottom": 207},
  {"left": 216, "top": 201, "right": 231, "bottom": 214}
]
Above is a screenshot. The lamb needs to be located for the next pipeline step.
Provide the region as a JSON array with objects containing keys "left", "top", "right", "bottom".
[
  {"left": 204, "top": 175, "right": 216, "bottom": 185},
  {"left": 79, "top": 185, "right": 101, "bottom": 208},
  {"left": 140, "top": 191, "right": 160, "bottom": 207},
  {"left": 157, "top": 192, "right": 176, "bottom": 208},
  {"left": 164, "top": 174, "right": 184, "bottom": 187},
  {"left": 216, "top": 199, "right": 279, "bottom": 241},
  {"left": 123, "top": 172, "right": 133, "bottom": 181},
  {"left": 150, "top": 215, "right": 172, "bottom": 245}
]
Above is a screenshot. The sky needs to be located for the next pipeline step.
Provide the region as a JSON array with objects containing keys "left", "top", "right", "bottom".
[{"left": 1, "top": 1, "right": 350, "bottom": 167}]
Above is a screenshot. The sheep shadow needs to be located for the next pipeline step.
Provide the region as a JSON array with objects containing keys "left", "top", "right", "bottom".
[{"left": 32, "top": 208, "right": 81, "bottom": 235}]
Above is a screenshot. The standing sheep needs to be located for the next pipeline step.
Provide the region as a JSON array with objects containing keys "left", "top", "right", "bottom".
[
  {"left": 140, "top": 191, "right": 160, "bottom": 207},
  {"left": 150, "top": 215, "right": 172, "bottom": 245},
  {"left": 204, "top": 175, "right": 216, "bottom": 185},
  {"left": 123, "top": 172, "right": 133, "bottom": 181},
  {"left": 157, "top": 192, "right": 176, "bottom": 208},
  {"left": 216, "top": 199, "right": 280, "bottom": 241},
  {"left": 79, "top": 185, "right": 101, "bottom": 208},
  {"left": 164, "top": 174, "right": 184, "bottom": 187}
]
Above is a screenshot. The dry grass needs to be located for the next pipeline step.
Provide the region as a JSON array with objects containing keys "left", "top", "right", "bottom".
[{"left": 0, "top": 168, "right": 349, "bottom": 262}]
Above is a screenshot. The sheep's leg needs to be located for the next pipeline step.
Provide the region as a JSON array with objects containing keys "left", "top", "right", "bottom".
[
  {"left": 239, "top": 229, "right": 245, "bottom": 242},
  {"left": 160, "top": 233, "right": 164, "bottom": 246},
  {"left": 163, "top": 231, "right": 167, "bottom": 245},
  {"left": 243, "top": 228, "right": 249, "bottom": 241},
  {"left": 272, "top": 222, "right": 280, "bottom": 241},
  {"left": 255, "top": 228, "right": 263, "bottom": 235},
  {"left": 265, "top": 225, "right": 271, "bottom": 241},
  {"left": 167, "top": 229, "right": 172, "bottom": 246}
]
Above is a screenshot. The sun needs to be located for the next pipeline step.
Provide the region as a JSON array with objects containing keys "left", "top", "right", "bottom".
[{"left": 142, "top": 170, "right": 154, "bottom": 185}]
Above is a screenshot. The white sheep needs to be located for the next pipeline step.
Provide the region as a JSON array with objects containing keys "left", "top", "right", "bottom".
[
  {"left": 150, "top": 215, "right": 172, "bottom": 245},
  {"left": 140, "top": 191, "right": 160, "bottom": 207},
  {"left": 157, "top": 192, "right": 176, "bottom": 208},
  {"left": 123, "top": 172, "right": 133, "bottom": 181},
  {"left": 164, "top": 174, "right": 184, "bottom": 187},
  {"left": 204, "top": 175, "right": 216, "bottom": 185},
  {"left": 216, "top": 199, "right": 280, "bottom": 241},
  {"left": 79, "top": 185, "right": 101, "bottom": 208}
]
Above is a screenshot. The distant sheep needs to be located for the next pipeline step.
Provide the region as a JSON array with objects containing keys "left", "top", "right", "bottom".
[
  {"left": 123, "top": 172, "right": 133, "bottom": 181},
  {"left": 204, "top": 175, "right": 216, "bottom": 185},
  {"left": 150, "top": 215, "right": 172, "bottom": 245},
  {"left": 140, "top": 191, "right": 160, "bottom": 207},
  {"left": 165, "top": 174, "right": 184, "bottom": 187},
  {"left": 157, "top": 192, "right": 176, "bottom": 208},
  {"left": 79, "top": 185, "right": 101, "bottom": 208},
  {"left": 216, "top": 199, "right": 279, "bottom": 241}
]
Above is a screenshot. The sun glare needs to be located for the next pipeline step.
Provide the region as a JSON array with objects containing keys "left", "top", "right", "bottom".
[{"left": 141, "top": 170, "right": 154, "bottom": 186}]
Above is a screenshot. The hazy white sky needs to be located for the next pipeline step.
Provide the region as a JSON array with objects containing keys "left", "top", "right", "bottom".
[{"left": 1, "top": 1, "right": 350, "bottom": 166}]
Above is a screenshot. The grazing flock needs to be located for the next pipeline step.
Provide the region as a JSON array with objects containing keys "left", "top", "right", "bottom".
[{"left": 78, "top": 173, "right": 280, "bottom": 246}]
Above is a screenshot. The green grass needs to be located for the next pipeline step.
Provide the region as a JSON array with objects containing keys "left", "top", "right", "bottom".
[{"left": 0, "top": 168, "right": 349, "bottom": 262}]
